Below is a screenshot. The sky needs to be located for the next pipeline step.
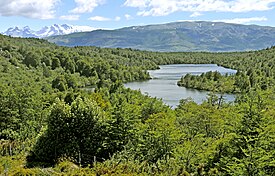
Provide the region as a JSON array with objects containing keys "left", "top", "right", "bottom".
[{"left": 0, "top": 0, "right": 275, "bottom": 32}]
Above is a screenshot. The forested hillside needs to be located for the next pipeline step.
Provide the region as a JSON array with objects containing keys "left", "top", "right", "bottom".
[
  {"left": 47, "top": 21, "right": 275, "bottom": 52},
  {"left": 0, "top": 34, "right": 275, "bottom": 175},
  {"left": 177, "top": 48, "right": 275, "bottom": 93}
]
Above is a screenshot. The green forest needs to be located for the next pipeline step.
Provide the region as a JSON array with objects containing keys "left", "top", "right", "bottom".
[{"left": 0, "top": 34, "right": 275, "bottom": 175}]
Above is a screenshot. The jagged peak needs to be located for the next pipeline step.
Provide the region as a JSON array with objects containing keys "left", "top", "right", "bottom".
[{"left": 1, "top": 24, "right": 96, "bottom": 38}]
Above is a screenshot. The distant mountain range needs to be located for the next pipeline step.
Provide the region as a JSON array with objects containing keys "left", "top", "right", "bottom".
[
  {"left": 47, "top": 21, "right": 275, "bottom": 52},
  {"left": 1, "top": 24, "right": 95, "bottom": 38}
]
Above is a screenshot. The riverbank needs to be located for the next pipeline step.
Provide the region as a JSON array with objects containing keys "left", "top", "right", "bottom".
[{"left": 125, "top": 64, "right": 237, "bottom": 108}]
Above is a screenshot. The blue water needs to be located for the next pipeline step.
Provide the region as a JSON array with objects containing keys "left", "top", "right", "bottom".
[{"left": 124, "top": 64, "right": 237, "bottom": 108}]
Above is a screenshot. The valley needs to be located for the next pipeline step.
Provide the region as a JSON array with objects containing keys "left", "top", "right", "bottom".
[
  {"left": 125, "top": 64, "right": 236, "bottom": 107},
  {"left": 1, "top": 0, "right": 275, "bottom": 175},
  {"left": 0, "top": 33, "right": 274, "bottom": 175}
]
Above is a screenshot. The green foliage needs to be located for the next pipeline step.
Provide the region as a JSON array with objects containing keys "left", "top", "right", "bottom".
[
  {"left": 216, "top": 90, "right": 275, "bottom": 175},
  {"left": 124, "top": 112, "right": 178, "bottom": 165},
  {"left": 52, "top": 75, "right": 68, "bottom": 91},
  {"left": 0, "top": 34, "right": 275, "bottom": 175},
  {"left": 47, "top": 21, "right": 275, "bottom": 52},
  {"left": 27, "top": 97, "right": 107, "bottom": 166},
  {"left": 177, "top": 49, "right": 275, "bottom": 93},
  {"left": 23, "top": 51, "right": 41, "bottom": 67},
  {"left": 178, "top": 71, "right": 236, "bottom": 93}
]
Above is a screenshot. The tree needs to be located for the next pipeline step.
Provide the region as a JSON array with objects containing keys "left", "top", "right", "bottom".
[
  {"left": 23, "top": 51, "right": 41, "bottom": 67},
  {"left": 51, "top": 57, "right": 61, "bottom": 70},
  {"left": 218, "top": 91, "right": 275, "bottom": 175},
  {"left": 52, "top": 75, "right": 67, "bottom": 91},
  {"left": 65, "top": 59, "right": 75, "bottom": 74},
  {"left": 27, "top": 97, "right": 107, "bottom": 166}
]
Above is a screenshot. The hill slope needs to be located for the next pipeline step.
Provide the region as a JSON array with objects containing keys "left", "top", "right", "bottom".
[
  {"left": 47, "top": 21, "right": 275, "bottom": 52},
  {"left": 1, "top": 34, "right": 275, "bottom": 175}
]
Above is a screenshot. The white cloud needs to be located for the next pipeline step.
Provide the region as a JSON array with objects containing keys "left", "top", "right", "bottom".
[
  {"left": 59, "top": 15, "right": 80, "bottom": 21},
  {"left": 125, "top": 14, "right": 133, "bottom": 20},
  {"left": 124, "top": 0, "right": 150, "bottom": 8},
  {"left": 190, "top": 12, "right": 202, "bottom": 17},
  {"left": 115, "top": 16, "right": 121, "bottom": 21},
  {"left": 213, "top": 17, "right": 268, "bottom": 24},
  {"left": 0, "top": 0, "right": 59, "bottom": 19},
  {"left": 89, "top": 16, "right": 122, "bottom": 21},
  {"left": 124, "top": 0, "right": 275, "bottom": 16},
  {"left": 88, "top": 16, "right": 111, "bottom": 21},
  {"left": 71, "top": 0, "right": 105, "bottom": 14}
]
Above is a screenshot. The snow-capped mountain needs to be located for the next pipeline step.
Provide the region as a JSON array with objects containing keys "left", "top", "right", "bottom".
[
  {"left": 3, "top": 26, "right": 37, "bottom": 38},
  {"left": 1, "top": 24, "right": 96, "bottom": 38}
]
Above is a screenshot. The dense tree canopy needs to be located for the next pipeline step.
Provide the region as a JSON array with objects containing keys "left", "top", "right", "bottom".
[{"left": 0, "top": 34, "right": 274, "bottom": 175}]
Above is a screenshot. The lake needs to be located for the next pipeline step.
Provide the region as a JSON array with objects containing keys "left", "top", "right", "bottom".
[{"left": 124, "top": 64, "right": 237, "bottom": 108}]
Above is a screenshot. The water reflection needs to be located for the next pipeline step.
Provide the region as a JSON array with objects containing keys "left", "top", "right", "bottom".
[{"left": 124, "top": 64, "right": 237, "bottom": 108}]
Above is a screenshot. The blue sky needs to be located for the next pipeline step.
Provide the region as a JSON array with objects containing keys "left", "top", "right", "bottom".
[{"left": 1, "top": 0, "right": 275, "bottom": 31}]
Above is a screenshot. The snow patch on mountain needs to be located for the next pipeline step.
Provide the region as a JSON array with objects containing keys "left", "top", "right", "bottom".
[{"left": 1, "top": 24, "right": 96, "bottom": 38}]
